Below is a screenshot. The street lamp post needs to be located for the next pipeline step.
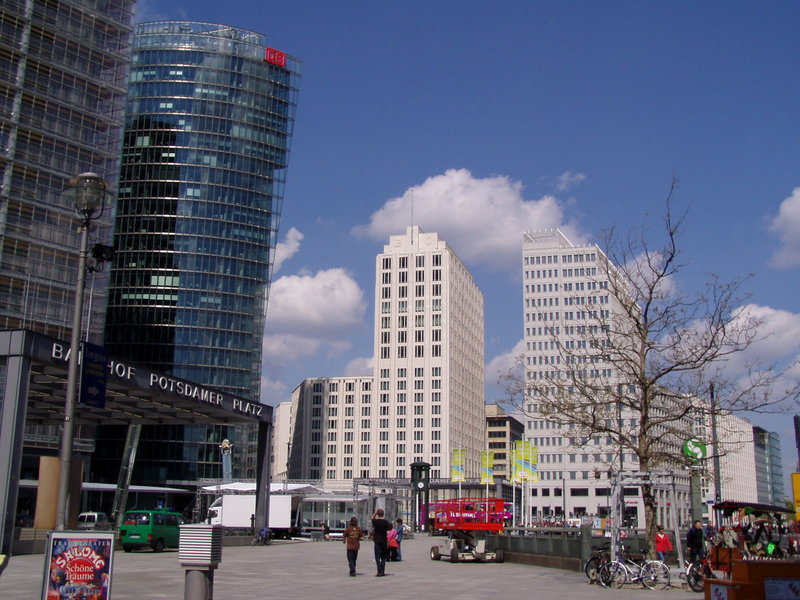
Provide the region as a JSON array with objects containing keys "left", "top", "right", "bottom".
[{"left": 55, "top": 173, "right": 113, "bottom": 531}]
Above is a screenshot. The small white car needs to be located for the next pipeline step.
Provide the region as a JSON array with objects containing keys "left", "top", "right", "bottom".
[{"left": 77, "top": 511, "right": 111, "bottom": 530}]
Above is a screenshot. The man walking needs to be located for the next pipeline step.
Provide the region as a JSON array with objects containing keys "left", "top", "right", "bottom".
[
  {"left": 371, "top": 508, "right": 392, "bottom": 577},
  {"left": 687, "top": 520, "right": 705, "bottom": 564}
]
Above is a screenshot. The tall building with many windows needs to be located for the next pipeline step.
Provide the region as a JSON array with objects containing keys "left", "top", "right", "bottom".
[
  {"left": 285, "top": 227, "right": 485, "bottom": 484},
  {"left": 0, "top": 0, "right": 135, "bottom": 469},
  {"left": 485, "top": 404, "right": 524, "bottom": 482},
  {"left": 95, "top": 21, "right": 301, "bottom": 485},
  {"left": 374, "top": 227, "right": 485, "bottom": 479},
  {"left": 0, "top": 0, "right": 134, "bottom": 340},
  {"left": 753, "top": 426, "right": 784, "bottom": 505},
  {"left": 521, "top": 230, "right": 656, "bottom": 524}
]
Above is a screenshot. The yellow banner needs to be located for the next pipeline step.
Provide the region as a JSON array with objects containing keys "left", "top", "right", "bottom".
[
  {"left": 514, "top": 441, "right": 539, "bottom": 481},
  {"left": 510, "top": 446, "right": 520, "bottom": 483},
  {"left": 480, "top": 450, "right": 494, "bottom": 484},
  {"left": 793, "top": 473, "right": 800, "bottom": 523},
  {"left": 451, "top": 448, "right": 466, "bottom": 482}
]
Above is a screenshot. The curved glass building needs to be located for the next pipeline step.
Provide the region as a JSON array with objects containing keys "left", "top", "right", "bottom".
[
  {"left": 100, "top": 22, "right": 300, "bottom": 483},
  {"left": 106, "top": 21, "right": 300, "bottom": 400}
]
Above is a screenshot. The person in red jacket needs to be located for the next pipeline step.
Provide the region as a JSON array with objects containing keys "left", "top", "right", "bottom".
[{"left": 655, "top": 525, "right": 673, "bottom": 562}]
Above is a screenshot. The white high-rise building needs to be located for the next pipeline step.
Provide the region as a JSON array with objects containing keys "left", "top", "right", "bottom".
[
  {"left": 520, "top": 230, "right": 693, "bottom": 526},
  {"left": 522, "top": 230, "right": 623, "bottom": 520},
  {"left": 284, "top": 227, "right": 485, "bottom": 484},
  {"left": 271, "top": 401, "right": 294, "bottom": 481},
  {"left": 374, "top": 226, "right": 485, "bottom": 480}
]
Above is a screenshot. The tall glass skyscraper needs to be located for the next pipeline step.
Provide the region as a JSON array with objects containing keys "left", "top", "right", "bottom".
[
  {"left": 0, "top": 1, "right": 134, "bottom": 478},
  {"left": 98, "top": 21, "right": 301, "bottom": 484},
  {"left": 0, "top": 0, "right": 135, "bottom": 341}
]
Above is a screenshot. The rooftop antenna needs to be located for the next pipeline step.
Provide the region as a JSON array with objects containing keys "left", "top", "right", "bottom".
[{"left": 410, "top": 187, "right": 415, "bottom": 245}]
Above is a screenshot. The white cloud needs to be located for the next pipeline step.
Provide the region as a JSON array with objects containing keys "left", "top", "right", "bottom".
[
  {"left": 133, "top": 0, "right": 183, "bottom": 22},
  {"left": 353, "top": 168, "right": 576, "bottom": 269},
  {"left": 623, "top": 250, "right": 679, "bottom": 299},
  {"left": 555, "top": 171, "right": 587, "bottom": 192},
  {"left": 484, "top": 339, "right": 526, "bottom": 402},
  {"left": 701, "top": 304, "right": 800, "bottom": 404},
  {"left": 263, "top": 268, "right": 367, "bottom": 366},
  {"left": 768, "top": 187, "right": 800, "bottom": 268},
  {"left": 345, "top": 356, "right": 373, "bottom": 377},
  {"left": 730, "top": 304, "right": 800, "bottom": 365},
  {"left": 260, "top": 376, "right": 288, "bottom": 406},
  {"left": 273, "top": 227, "right": 303, "bottom": 274},
  {"left": 486, "top": 339, "right": 526, "bottom": 383}
]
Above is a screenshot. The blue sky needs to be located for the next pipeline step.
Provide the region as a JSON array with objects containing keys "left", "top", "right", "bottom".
[{"left": 134, "top": 1, "right": 800, "bottom": 481}]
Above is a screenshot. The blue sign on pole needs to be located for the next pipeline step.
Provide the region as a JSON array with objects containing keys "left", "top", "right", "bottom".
[{"left": 79, "top": 342, "right": 108, "bottom": 408}]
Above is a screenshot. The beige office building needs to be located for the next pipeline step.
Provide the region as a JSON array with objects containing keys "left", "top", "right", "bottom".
[{"left": 283, "top": 227, "right": 485, "bottom": 484}]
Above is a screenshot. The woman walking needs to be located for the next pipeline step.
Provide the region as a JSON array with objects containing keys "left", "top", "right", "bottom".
[
  {"left": 655, "top": 525, "right": 673, "bottom": 562},
  {"left": 343, "top": 517, "right": 363, "bottom": 576}
]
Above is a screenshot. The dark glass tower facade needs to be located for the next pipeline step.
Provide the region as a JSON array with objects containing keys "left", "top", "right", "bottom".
[{"left": 98, "top": 21, "right": 300, "bottom": 484}]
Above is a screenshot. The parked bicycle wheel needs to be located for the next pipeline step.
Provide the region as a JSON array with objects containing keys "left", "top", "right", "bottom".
[
  {"left": 641, "top": 561, "right": 670, "bottom": 590},
  {"left": 686, "top": 561, "right": 713, "bottom": 593},
  {"left": 584, "top": 556, "right": 602, "bottom": 583},
  {"left": 597, "top": 562, "right": 613, "bottom": 588},
  {"left": 599, "top": 561, "right": 627, "bottom": 588},
  {"left": 686, "top": 563, "right": 704, "bottom": 593}
]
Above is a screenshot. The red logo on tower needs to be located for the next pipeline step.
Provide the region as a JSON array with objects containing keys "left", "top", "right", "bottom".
[{"left": 265, "top": 47, "right": 286, "bottom": 67}]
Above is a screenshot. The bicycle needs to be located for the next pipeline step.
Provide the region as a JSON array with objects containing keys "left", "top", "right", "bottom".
[
  {"left": 684, "top": 554, "right": 716, "bottom": 593},
  {"left": 251, "top": 527, "right": 271, "bottom": 546},
  {"left": 583, "top": 543, "right": 611, "bottom": 584},
  {"left": 598, "top": 545, "right": 670, "bottom": 590}
]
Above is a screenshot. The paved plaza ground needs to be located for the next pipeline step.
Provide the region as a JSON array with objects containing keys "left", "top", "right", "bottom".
[{"left": 0, "top": 534, "right": 693, "bottom": 599}]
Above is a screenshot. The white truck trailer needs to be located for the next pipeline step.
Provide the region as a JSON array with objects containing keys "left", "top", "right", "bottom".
[{"left": 207, "top": 494, "right": 295, "bottom": 537}]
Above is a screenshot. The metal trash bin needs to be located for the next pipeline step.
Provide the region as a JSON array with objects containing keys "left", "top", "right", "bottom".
[{"left": 179, "top": 524, "right": 223, "bottom": 600}]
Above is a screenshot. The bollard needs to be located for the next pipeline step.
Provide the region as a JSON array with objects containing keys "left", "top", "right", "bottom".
[
  {"left": 179, "top": 524, "right": 223, "bottom": 600},
  {"left": 184, "top": 568, "right": 215, "bottom": 600}
]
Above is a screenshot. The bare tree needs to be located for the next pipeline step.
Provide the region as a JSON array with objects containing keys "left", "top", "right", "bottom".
[{"left": 501, "top": 181, "right": 799, "bottom": 555}]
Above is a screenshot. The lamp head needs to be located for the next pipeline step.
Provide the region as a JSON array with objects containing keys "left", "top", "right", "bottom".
[{"left": 63, "top": 172, "right": 113, "bottom": 221}]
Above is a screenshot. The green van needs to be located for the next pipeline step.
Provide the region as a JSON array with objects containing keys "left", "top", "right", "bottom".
[{"left": 118, "top": 509, "right": 183, "bottom": 552}]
